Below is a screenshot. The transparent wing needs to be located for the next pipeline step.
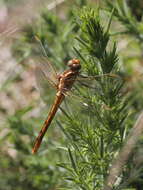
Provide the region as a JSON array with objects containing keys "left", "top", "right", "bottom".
[
  {"left": 55, "top": 73, "right": 120, "bottom": 110},
  {"left": 59, "top": 73, "right": 120, "bottom": 89},
  {"left": 59, "top": 91, "right": 89, "bottom": 118},
  {"left": 74, "top": 73, "right": 120, "bottom": 89},
  {"left": 76, "top": 73, "right": 119, "bottom": 82},
  {"left": 64, "top": 73, "right": 122, "bottom": 110},
  {"left": 35, "top": 56, "right": 58, "bottom": 85},
  {"left": 35, "top": 66, "right": 57, "bottom": 105},
  {"left": 59, "top": 75, "right": 120, "bottom": 119}
]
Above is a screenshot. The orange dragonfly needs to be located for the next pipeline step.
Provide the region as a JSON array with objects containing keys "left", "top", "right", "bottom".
[
  {"left": 32, "top": 58, "right": 82, "bottom": 153},
  {"left": 32, "top": 57, "right": 118, "bottom": 154}
]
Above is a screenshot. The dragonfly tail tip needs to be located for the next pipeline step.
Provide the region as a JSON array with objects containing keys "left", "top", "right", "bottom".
[{"left": 32, "top": 148, "right": 37, "bottom": 154}]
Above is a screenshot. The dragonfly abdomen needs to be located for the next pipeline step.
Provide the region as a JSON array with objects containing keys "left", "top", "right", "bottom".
[{"left": 32, "top": 94, "right": 65, "bottom": 153}]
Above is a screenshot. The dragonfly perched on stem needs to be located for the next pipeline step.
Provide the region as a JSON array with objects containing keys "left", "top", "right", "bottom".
[
  {"left": 32, "top": 55, "right": 119, "bottom": 154},
  {"left": 32, "top": 58, "right": 82, "bottom": 153},
  {"left": 32, "top": 36, "right": 119, "bottom": 154}
]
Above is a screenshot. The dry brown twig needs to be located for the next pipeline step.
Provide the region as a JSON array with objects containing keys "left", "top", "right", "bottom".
[{"left": 103, "top": 112, "right": 143, "bottom": 190}]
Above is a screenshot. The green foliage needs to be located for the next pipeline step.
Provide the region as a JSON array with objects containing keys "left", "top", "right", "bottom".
[
  {"left": 56, "top": 7, "right": 131, "bottom": 190},
  {"left": 1, "top": 0, "right": 143, "bottom": 190},
  {"left": 0, "top": 106, "right": 65, "bottom": 190},
  {"left": 106, "top": 0, "right": 143, "bottom": 42},
  {"left": 105, "top": 0, "right": 143, "bottom": 115}
]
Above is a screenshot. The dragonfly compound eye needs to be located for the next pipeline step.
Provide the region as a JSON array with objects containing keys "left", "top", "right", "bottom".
[
  {"left": 72, "top": 59, "right": 80, "bottom": 64},
  {"left": 68, "top": 59, "right": 81, "bottom": 70}
]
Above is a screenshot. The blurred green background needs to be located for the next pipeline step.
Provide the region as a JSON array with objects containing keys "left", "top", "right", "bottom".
[{"left": 0, "top": 0, "right": 143, "bottom": 189}]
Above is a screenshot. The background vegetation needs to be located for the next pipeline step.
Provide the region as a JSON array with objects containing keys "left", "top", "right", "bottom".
[{"left": 0, "top": 0, "right": 143, "bottom": 189}]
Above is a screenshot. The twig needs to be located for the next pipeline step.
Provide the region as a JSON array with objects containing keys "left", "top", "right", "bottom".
[
  {"left": 47, "top": 0, "right": 67, "bottom": 10},
  {"left": 103, "top": 111, "right": 143, "bottom": 190}
]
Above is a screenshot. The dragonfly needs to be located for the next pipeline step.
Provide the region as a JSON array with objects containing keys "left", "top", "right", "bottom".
[
  {"left": 32, "top": 58, "right": 82, "bottom": 153},
  {"left": 32, "top": 57, "right": 118, "bottom": 154}
]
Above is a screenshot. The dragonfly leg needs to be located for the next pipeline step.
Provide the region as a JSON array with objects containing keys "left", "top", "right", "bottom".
[{"left": 57, "top": 74, "right": 63, "bottom": 81}]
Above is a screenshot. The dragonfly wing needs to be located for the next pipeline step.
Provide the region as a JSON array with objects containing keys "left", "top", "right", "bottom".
[
  {"left": 60, "top": 76, "right": 117, "bottom": 118},
  {"left": 59, "top": 89, "right": 92, "bottom": 121},
  {"left": 35, "top": 66, "right": 57, "bottom": 104},
  {"left": 35, "top": 56, "right": 58, "bottom": 85},
  {"left": 64, "top": 73, "right": 121, "bottom": 109},
  {"left": 74, "top": 74, "right": 120, "bottom": 89}
]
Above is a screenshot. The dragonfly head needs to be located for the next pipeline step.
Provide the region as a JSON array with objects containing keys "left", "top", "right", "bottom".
[{"left": 68, "top": 59, "right": 81, "bottom": 71}]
